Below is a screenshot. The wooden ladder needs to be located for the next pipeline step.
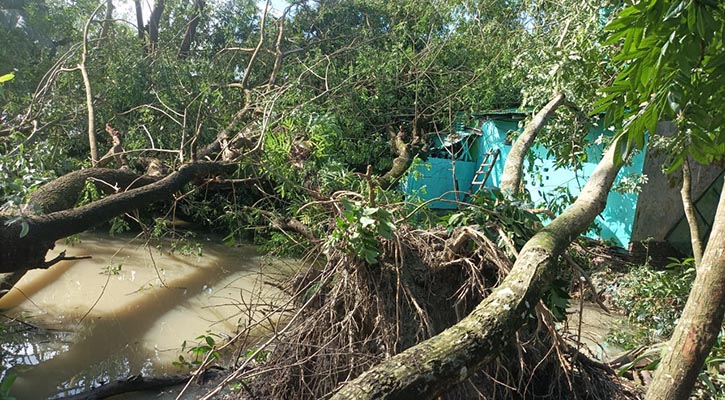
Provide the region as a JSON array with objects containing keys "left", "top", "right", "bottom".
[{"left": 471, "top": 149, "right": 500, "bottom": 188}]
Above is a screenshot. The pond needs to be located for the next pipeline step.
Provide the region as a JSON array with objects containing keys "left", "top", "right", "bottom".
[{"left": 0, "top": 231, "right": 291, "bottom": 399}]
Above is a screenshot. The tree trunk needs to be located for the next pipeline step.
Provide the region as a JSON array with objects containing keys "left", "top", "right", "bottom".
[
  {"left": 378, "top": 127, "right": 429, "bottom": 190},
  {"left": 147, "top": 0, "right": 165, "bottom": 53},
  {"left": 99, "top": 0, "right": 114, "bottom": 44},
  {"left": 0, "top": 162, "right": 236, "bottom": 274},
  {"left": 331, "top": 139, "right": 625, "bottom": 400},
  {"left": 134, "top": 0, "right": 144, "bottom": 41},
  {"left": 28, "top": 168, "right": 158, "bottom": 214},
  {"left": 79, "top": 4, "right": 104, "bottom": 166},
  {"left": 645, "top": 175, "right": 725, "bottom": 400},
  {"left": 178, "top": 0, "right": 205, "bottom": 59},
  {"left": 680, "top": 158, "right": 703, "bottom": 266},
  {"left": 499, "top": 92, "right": 566, "bottom": 195}
]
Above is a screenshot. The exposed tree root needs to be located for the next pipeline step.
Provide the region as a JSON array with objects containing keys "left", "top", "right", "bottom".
[{"left": 235, "top": 226, "right": 641, "bottom": 400}]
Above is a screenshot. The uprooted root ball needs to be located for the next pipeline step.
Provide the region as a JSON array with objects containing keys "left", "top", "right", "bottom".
[{"left": 243, "top": 226, "right": 641, "bottom": 400}]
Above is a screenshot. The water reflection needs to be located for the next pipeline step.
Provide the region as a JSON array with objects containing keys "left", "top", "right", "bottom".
[{"left": 0, "top": 232, "right": 285, "bottom": 399}]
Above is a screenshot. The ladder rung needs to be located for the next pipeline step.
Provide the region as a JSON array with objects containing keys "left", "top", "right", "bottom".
[{"left": 470, "top": 149, "right": 500, "bottom": 187}]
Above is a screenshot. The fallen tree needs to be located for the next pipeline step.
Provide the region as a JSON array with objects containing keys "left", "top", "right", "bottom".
[
  {"left": 0, "top": 161, "right": 237, "bottom": 274},
  {"left": 330, "top": 138, "right": 626, "bottom": 399}
]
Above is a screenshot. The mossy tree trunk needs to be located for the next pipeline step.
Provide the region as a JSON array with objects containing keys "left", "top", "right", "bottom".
[
  {"left": 646, "top": 175, "right": 725, "bottom": 400},
  {"left": 499, "top": 92, "right": 565, "bottom": 195},
  {"left": 330, "top": 140, "right": 625, "bottom": 400}
]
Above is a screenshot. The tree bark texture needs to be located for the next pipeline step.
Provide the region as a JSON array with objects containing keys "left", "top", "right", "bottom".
[
  {"left": 134, "top": 0, "right": 144, "bottom": 40},
  {"left": 178, "top": 0, "right": 205, "bottom": 59},
  {"left": 79, "top": 4, "right": 104, "bottom": 166},
  {"left": 331, "top": 140, "right": 625, "bottom": 400},
  {"left": 99, "top": 0, "right": 114, "bottom": 44},
  {"left": 0, "top": 162, "right": 236, "bottom": 274},
  {"left": 646, "top": 175, "right": 725, "bottom": 400},
  {"left": 499, "top": 92, "right": 566, "bottom": 195},
  {"left": 680, "top": 158, "right": 703, "bottom": 267},
  {"left": 28, "top": 168, "right": 158, "bottom": 214},
  {"left": 147, "top": 0, "right": 165, "bottom": 53},
  {"left": 378, "top": 128, "right": 428, "bottom": 190}
]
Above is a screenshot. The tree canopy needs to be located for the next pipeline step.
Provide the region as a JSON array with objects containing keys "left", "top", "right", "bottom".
[{"left": 1, "top": 0, "right": 724, "bottom": 399}]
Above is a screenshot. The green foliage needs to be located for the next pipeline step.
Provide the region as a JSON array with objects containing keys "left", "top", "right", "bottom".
[
  {"left": 0, "top": 72, "right": 14, "bottom": 101},
  {"left": 0, "top": 73, "right": 14, "bottom": 84},
  {"left": 108, "top": 217, "right": 130, "bottom": 236},
  {"left": 514, "top": 0, "right": 620, "bottom": 109},
  {"left": 173, "top": 333, "right": 222, "bottom": 369},
  {"left": 101, "top": 264, "right": 122, "bottom": 276},
  {"left": 610, "top": 257, "right": 725, "bottom": 397},
  {"left": 611, "top": 258, "right": 696, "bottom": 346},
  {"left": 597, "top": 0, "right": 725, "bottom": 169},
  {"left": 444, "top": 188, "right": 541, "bottom": 252},
  {"left": 0, "top": 143, "right": 57, "bottom": 209},
  {"left": 78, "top": 179, "right": 102, "bottom": 207},
  {"left": 327, "top": 199, "right": 396, "bottom": 264},
  {"left": 242, "top": 347, "right": 270, "bottom": 363},
  {"left": 258, "top": 231, "right": 309, "bottom": 258},
  {"left": 536, "top": 185, "right": 576, "bottom": 217},
  {"left": 544, "top": 279, "right": 571, "bottom": 322},
  {"left": 612, "top": 172, "right": 648, "bottom": 194},
  {"left": 151, "top": 221, "right": 204, "bottom": 257}
]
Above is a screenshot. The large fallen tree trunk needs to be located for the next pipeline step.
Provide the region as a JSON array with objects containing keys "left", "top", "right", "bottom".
[
  {"left": 28, "top": 168, "right": 159, "bottom": 214},
  {"left": 330, "top": 138, "right": 625, "bottom": 400},
  {"left": 0, "top": 161, "right": 236, "bottom": 274}
]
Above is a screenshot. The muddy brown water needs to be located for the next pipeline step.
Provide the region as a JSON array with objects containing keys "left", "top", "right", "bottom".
[
  {"left": 563, "top": 302, "right": 628, "bottom": 362},
  {"left": 0, "top": 232, "right": 292, "bottom": 399}
]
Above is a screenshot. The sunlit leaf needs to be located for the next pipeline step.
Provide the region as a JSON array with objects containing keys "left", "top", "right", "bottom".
[{"left": 0, "top": 73, "right": 14, "bottom": 84}]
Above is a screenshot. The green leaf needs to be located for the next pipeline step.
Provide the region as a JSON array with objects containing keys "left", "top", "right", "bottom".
[
  {"left": 362, "top": 207, "right": 379, "bottom": 216},
  {"left": 667, "top": 90, "right": 681, "bottom": 114},
  {"left": 664, "top": 0, "right": 687, "bottom": 20},
  {"left": 0, "top": 73, "right": 14, "bottom": 84},
  {"left": 687, "top": 4, "right": 697, "bottom": 33},
  {"left": 359, "top": 215, "right": 376, "bottom": 227},
  {"left": 19, "top": 222, "right": 29, "bottom": 238}
]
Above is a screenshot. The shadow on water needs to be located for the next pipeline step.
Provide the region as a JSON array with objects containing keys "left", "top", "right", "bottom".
[{"left": 0, "top": 233, "right": 282, "bottom": 399}]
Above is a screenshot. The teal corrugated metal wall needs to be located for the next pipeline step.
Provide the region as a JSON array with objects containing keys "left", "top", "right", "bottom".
[{"left": 405, "top": 115, "right": 647, "bottom": 246}]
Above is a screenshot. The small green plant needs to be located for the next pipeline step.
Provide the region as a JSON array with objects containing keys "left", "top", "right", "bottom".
[
  {"left": 152, "top": 220, "right": 204, "bottom": 256},
  {"left": 102, "top": 264, "right": 123, "bottom": 275},
  {"left": 242, "top": 347, "right": 271, "bottom": 363},
  {"left": 65, "top": 234, "right": 82, "bottom": 246},
  {"left": 259, "top": 231, "right": 308, "bottom": 258},
  {"left": 544, "top": 279, "right": 571, "bottom": 322},
  {"left": 78, "top": 179, "right": 102, "bottom": 206},
  {"left": 170, "top": 237, "right": 203, "bottom": 257},
  {"left": 326, "top": 199, "right": 396, "bottom": 264},
  {"left": 173, "top": 333, "right": 222, "bottom": 369},
  {"left": 612, "top": 258, "right": 695, "bottom": 345},
  {"left": 109, "top": 217, "right": 130, "bottom": 236}
]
